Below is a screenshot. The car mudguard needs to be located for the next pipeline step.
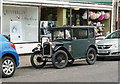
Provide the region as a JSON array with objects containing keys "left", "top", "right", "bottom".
[{"left": 53, "top": 46, "right": 73, "bottom": 59}]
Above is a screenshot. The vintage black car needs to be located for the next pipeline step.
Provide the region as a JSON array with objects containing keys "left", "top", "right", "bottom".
[{"left": 31, "top": 26, "right": 97, "bottom": 69}]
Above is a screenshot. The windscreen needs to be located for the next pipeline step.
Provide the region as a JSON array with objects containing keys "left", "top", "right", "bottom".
[{"left": 106, "top": 31, "right": 120, "bottom": 39}]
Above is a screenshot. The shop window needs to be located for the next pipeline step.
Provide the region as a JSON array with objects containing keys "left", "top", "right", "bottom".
[
  {"left": 72, "top": 9, "right": 88, "bottom": 26},
  {"left": 73, "top": 29, "right": 88, "bottom": 39},
  {"left": 40, "top": 7, "right": 57, "bottom": 39},
  {"left": 41, "top": 7, "right": 57, "bottom": 21},
  {"left": 88, "top": 10, "right": 111, "bottom": 37},
  {"left": 3, "top": 5, "right": 39, "bottom": 43},
  {"left": 66, "top": 8, "right": 71, "bottom": 26}
]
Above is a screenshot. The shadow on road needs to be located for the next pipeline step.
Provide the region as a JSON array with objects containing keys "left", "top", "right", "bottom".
[{"left": 97, "top": 57, "right": 120, "bottom": 61}]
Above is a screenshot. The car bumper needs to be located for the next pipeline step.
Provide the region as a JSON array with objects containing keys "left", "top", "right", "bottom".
[{"left": 97, "top": 49, "right": 120, "bottom": 57}]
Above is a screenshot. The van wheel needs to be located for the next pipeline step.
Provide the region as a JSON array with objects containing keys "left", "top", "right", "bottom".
[
  {"left": 86, "top": 48, "right": 96, "bottom": 65},
  {"left": 1, "top": 56, "right": 16, "bottom": 78},
  {"left": 52, "top": 50, "right": 68, "bottom": 69},
  {"left": 31, "top": 52, "right": 46, "bottom": 69}
]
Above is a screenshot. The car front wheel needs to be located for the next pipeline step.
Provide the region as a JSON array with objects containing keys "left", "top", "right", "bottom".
[
  {"left": 52, "top": 50, "right": 68, "bottom": 69},
  {"left": 30, "top": 52, "right": 46, "bottom": 69},
  {"left": 86, "top": 48, "right": 97, "bottom": 65},
  {"left": 1, "top": 56, "right": 16, "bottom": 78}
]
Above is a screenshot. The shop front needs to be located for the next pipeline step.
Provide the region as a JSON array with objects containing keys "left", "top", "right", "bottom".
[
  {"left": 118, "top": 2, "right": 120, "bottom": 29},
  {"left": 1, "top": 0, "right": 113, "bottom": 54}
]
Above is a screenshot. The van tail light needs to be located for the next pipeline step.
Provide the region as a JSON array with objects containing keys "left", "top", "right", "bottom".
[{"left": 9, "top": 43, "right": 16, "bottom": 50}]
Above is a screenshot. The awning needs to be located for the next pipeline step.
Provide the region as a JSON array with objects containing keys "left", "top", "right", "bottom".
[{"left": 2, "top": 0, "right": 113, "bottom": 10}]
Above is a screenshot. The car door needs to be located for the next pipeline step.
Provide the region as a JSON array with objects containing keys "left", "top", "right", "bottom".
[{"left": 72, "top": 28, "right": 89, "bottom": 59}]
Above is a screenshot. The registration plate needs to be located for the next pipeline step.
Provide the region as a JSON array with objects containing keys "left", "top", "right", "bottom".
[
  {"left": 45, "top": 58, "right": 52, "bottom": 61},
  {"left": 98, "top": 50, "right": 108, "bottom": 53}
]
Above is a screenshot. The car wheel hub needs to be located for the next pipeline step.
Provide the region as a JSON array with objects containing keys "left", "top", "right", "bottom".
[
  {"left": 57, "top": 57, "right": 62, "bottom": 63},
  {"left": 2, "top": 59, "right": 14, "bottom": 75},
  {"left": 37, "top": 57, "right": 42, "bottom": 62}
]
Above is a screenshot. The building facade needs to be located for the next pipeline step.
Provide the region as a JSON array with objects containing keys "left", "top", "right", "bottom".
[
  {"left": 1, "top": 0, "right": 114, "bottom": 54},
  {"left": 118, "top": 0, "right": 120, "bottom": 29}
]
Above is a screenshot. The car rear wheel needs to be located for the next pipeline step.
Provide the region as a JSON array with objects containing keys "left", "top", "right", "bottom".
[
  {"left": 31, "top": 52, "right": 46, "bottom": 69},
  {"left": 86, "top": 48, "right": 97, "bottom": 65},
  {"left": 52, "top": 50, "right": 68, "bottom": 69},
  {"left": 0, "top": 56, "right": 16, "bottom": 78}
]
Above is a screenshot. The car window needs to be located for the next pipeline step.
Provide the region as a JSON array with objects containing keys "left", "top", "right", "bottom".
[
  {"left": 89, "top": 29, "right": 94, "bottom": 38},
  {"left": 53, "top": 29, "right": 71, "bottom": 40},
  {"left": 106, "top": 31, "right": 120, "bottom": 39},
  {"left": 73, "top": 29, "right": 88, "bottom": 39}
]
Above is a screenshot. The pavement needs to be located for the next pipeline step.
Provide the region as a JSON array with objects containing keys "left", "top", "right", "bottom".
[
  {"left": 19, "top": 54, "right": 86, "bottom": 68},
  {"left": 19, "top": 54, "right": 32, "bottom": 67}
]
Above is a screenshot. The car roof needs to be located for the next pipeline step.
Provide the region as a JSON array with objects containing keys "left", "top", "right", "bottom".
[{"left": 50, "top": 26, "right": 95, "bottom": 30}]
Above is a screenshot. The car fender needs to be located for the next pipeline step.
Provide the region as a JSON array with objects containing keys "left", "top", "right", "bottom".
[
  {"left": 88, "top": 45, "right": 97, "bottom": 53},
  {"left": 1, "top": 50, "right": 19, "bottom": 67},
  {"left": 54, "top": 46, "right": 73, "bottom": 59}
]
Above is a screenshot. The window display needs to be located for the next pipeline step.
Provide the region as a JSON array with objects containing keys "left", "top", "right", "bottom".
[
  {"left": 3, "top": 5, "right": 39, "bottom": 43},
  {"left": 88, "top": 10, "right": 111, "bottom": 37},
  {"left": 72, "top": 9, "right": 88, "bottom": 26}
]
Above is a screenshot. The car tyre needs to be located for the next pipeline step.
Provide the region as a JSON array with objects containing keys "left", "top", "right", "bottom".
[
  {"left": 31, "top": 52, "right": 46, "bottom": 69},
  {"left": 52, "top": 50, "right": 68, "bottom": 69},
  {"left": 86, "top": 48, "right": 97, "bottom": 65},
  {"left": 0, "top": 56, "right": 16, "bottom": 78}
]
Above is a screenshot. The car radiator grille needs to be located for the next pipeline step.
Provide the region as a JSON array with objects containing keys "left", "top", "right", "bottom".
[
  {"left": 98, "top": 45, "right": 112, "bottom": 49},
  {"left": 43, "top": 44, "right": 51, "bottom": 55}
]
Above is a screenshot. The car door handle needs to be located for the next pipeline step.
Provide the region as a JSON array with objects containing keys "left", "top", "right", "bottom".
[{"left": 88, "top": 41, "right": 90, "bottom": 43}]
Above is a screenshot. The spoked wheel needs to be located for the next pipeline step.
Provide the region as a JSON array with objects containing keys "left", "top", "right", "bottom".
[
  {"left": 31, "top": 52, "right": 46, "bottom": 69},
  {"left": 68, "top": 59, "right": 74, "bottom": 66},
  {"left": 52, "top": 50, "right": 68, "bottom": 69},
  {"left": 1, "top": 56, "right": 16, "bottom": 78},
  {"left": 86, "top": 48, "right": 97, "bottom": 65}
]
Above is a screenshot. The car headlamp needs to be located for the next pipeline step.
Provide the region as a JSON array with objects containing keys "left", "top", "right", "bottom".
[
  {"left": 112, "top": 44, "right": 118, "bottom": 49},
  {"left": 51, "top": 44, "right": 55, "bottom": 49},
  {"left": 37, "top": 44, "right": 42, "bottom": 49}
]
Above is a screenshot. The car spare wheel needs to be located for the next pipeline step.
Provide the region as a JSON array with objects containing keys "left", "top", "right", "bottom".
[{"left": 52, "top": 50, "right": 68, "bottom": 69}]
